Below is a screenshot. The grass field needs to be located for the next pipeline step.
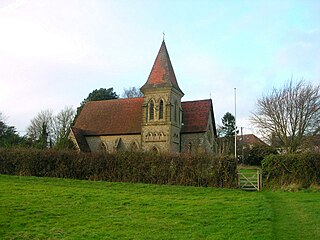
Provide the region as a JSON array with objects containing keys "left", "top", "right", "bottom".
[{"left": 0, "top": 175, "right": 319, "bottom": 239}]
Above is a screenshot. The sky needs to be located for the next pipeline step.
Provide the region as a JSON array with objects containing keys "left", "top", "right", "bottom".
[{"left": 0, "top": 0, "right": 319, "bottom": 136}]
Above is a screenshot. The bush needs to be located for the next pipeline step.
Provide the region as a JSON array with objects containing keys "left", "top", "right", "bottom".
[
  {"left": 0, "top": 148, "right": 238, "bottom": 188},
  {"left": 244, "top": 145, "right": 278, "bottom": 166},
  {"left": 262, "top": 153, "right": 320, "bottom": 188}
]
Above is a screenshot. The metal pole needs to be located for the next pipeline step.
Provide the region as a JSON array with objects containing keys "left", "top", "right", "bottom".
[
  {"left": 234, "top": 88, "right": 237, "bottom": 160},
  {"left": 241, "top": 126, "right": 244, "bottom": 163}
]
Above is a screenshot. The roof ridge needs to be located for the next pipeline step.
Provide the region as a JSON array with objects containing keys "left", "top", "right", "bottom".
[
  {"left": 86, "top": 97, "right": 144, "bottom": 104},
  {"left": 182, "top": 99, "right": 212, "bottom": 103}
]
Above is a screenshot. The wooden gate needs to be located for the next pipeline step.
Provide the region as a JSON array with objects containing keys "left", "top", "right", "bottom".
[{"left": 237, "top": 168, "right": 262, "bottom": 191}]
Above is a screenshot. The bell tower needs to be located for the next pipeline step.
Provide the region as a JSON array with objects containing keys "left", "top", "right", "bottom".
[{"left": 140, "top": 41, "right": 184, "bottom": 153}]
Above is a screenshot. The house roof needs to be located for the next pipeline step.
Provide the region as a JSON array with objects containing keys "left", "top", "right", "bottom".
[
  {"left": 74, "top": 98, "right": 144, "bottom": 135},
  {"left": 140, "top": 40, "right": 183, "bottom": 95},
  {"left": 237, "top": 134, "right": 268, "bottom": 146},
  {"left": 73, "top": 98, "right": 215, "bottom": 136},
  {"left": 181, "top": 99, "right": 215, "bottom": 134}
]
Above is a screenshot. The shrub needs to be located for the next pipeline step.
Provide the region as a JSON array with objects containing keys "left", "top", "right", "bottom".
[
  {"left": 262, "top": 153, "right": 320, "bottom": 188},
  {"left": 0, "top": 148, "right": 238, "bottom": 188},
  {"left": 244, "top": 145, "right": 278, "bottom": 166}
]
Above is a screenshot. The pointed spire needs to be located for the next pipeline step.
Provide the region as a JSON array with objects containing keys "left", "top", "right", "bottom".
[{"left": 141, "top": 41, "right": 183, "bottom": 95}]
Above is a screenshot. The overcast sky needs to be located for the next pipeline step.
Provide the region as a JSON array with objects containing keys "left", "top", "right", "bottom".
[{"left": 0, "top": 0, "right": 319, "bottom": 135}]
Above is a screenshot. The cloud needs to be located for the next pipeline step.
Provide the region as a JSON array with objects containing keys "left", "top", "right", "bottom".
[
  {"left": 1, "top": 0, "right": 319, "bottom": 136},
  {"left": 0, "top": 17, "right": 110, "bottom": 69},
  {"left": 0, "top": 0, "right": 27, "bottom": 14}
]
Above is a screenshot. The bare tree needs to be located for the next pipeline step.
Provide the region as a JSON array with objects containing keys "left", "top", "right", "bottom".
[
  {"left": 122, "top": 87, "right": 143, "bottom": 98},
  {"left": 53, "top": 106, "right": 75, "bottom": 146},
  {"left": 27, "top": 107, "right": 75, "bottom": 148},
  {"left": 251, "top": 79, "right": 320, "bottom": 153},
  {"left": 27, "top": 110, "right": 54, "bottom": 148}
]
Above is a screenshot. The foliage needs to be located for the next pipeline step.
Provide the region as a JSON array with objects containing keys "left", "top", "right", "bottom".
[
  {"left": 0, "top": 113, "right": 27, "bottom": 147},
  {"left": 216, "top": 137, "right": 234, "bottom": 155},
  {"left": 54, "top": 137, "right": 75, "bottom": 150},
  {"left": 243, "top": 145, "right": 278, "bottom": 166},
  {"left": 251, "top": 79, "right": 320, "bottom": 153},
  {"left": 262, "top": 153, "right": 320, "bottom": 188},
  {"left": 0, "top": 122, "right": 21, "bottom": 147},
  {"left": 0, "top": 149, "right": 237, "bottom": 188},
  {"left": 216, "top": 112, "right": 238, "bottom": 155},
  {"left": 27, "top": 110, "right": 54, "bottom": 148},
  {"left": 220, "top": 112, "right": 237, "bottom": 137},
  {"left": 26, "top": 107, "right": 75, "bottom": 149},
  {"left": 300, "top": 134, "right": 320, "bottom": 153},
  {"left": 75, "top": 87, "right": 119, "bottom": 121},
  {"left": 1, "top": 175, "right": 319, "bottom": 239},
  {"left": 122, "top": 86, "right": 143, "bottom": 98},
  {"left": 53, "top": 106, "right": 75, "bottom": 148},
  {"left": 35, "top": 122, "right": 50, "bottom": 149}
]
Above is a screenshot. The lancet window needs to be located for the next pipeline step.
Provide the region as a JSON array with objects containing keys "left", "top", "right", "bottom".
[
  {"left": 149, "top": 100, "right": 155, "bottom": 120},
  {"left": 159, "top": 99, "right": 164, "bottom": 120},
  {"left": 174, "top": 101, "right": 179, "bottom": 123}
]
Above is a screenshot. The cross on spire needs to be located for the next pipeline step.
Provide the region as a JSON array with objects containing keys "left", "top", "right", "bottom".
[{"left": 162, "top": 32, "right": 165, "bottom": 41}]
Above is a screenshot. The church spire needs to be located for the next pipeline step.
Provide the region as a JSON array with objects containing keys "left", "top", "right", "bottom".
[{"left": 141, "top": 41, "right": 184, "bottom": 95}]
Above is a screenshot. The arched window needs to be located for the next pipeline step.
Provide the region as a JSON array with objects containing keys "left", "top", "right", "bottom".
[
  {"left": 174, "top": 101, "right": 178, "bottom": 122},
  {"left": 159, "top": 99, "right": 164, "bottom": 120},
  {"left": 99, "top": 142, "right": 108, "bottom": 153},
  {"left": 149, "top": 100, "right": 154, "bottom": 120},
  {"left": 151, "top": 146, "right": 160, "bottom": 154},
  {"left": 207, "top": 125, "right": 213, "bottom": 144},
  {"left": 145, "top": 105, "right": 148, "bottom": 122},
  {"left": 115, "top": 138, "right": 125, "bottom": 152},
  {"left": 130, "top": 141, "right": 139, "bottom": 151}
]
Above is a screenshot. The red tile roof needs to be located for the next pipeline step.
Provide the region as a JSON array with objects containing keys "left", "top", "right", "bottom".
[
  {"left": 140, "top": 41, "right": 183, "bottom": 95},
  {"left": 74, "top": 98, "right": 144, "bottom": 135},
  {"left": 237, "top": 134, "right": 268, "bottom": 146},
  {"left": 181, "top": 99, "right": 215, "bottom": 134},
  {"left": 73, "top": 98, "right": 216, "bottom": 136}
]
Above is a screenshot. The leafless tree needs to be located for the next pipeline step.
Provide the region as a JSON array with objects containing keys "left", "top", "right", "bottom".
[
  {"left": 122, "top": 87, "right": 143, "bottom": 98},
  {"left": 251, "top": 79, "right": 320, "bottom": 153},
  {"left": 53, "top": 106, "right": 75, "bottom": 143},
  {"left": 27, "top": 110, "right": 54, "bottom": 147},
  {"left": 27, "top": 107, "right": 75, "bottom": 148}
]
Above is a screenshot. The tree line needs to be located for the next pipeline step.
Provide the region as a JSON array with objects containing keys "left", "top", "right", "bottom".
[
  {"left": 0, "top": 87, "right": 142, "bottom": 149},
  {"left": 1, "top": 79, "right": 319, "bottom": 156}
]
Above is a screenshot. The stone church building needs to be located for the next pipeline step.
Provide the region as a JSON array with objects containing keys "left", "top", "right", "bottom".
[{"left": 70, "top": 41, "right": 218, "bottom": 153}]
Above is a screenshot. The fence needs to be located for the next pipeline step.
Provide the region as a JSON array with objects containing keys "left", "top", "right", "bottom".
[{"left": 237, "top": 167, "right": 262, "bottom": 191}]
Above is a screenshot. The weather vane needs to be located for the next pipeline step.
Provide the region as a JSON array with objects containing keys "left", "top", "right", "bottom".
[{"left": 163, "top": 32, "right": 165, "bottom": 41}]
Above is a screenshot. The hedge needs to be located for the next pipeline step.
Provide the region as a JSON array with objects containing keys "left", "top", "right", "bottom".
[
  {"left": 0, "top": 148, "right": 238, "bottom": 188},
  {"left": 262, "top": 153, "right": 320, "bottom": 188}
]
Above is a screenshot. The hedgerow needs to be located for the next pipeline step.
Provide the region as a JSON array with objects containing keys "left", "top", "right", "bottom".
[
  {"left": 262, "top": 153, "right": 320, "bottom": 188},
  {"left": 0, "top": 148, "right": 237, "bottom": 188},
  {"left": 243, "top": 145, "right": 278, "bottom": 166}
]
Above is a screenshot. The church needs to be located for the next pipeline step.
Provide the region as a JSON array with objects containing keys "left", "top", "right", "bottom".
[{"left": 70, "top": 41, "right": 218, "bottom": 154}]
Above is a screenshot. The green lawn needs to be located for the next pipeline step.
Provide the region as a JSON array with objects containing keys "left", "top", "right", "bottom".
[{"left": 0, "top": 175, "right": 319, "bottom": 240}]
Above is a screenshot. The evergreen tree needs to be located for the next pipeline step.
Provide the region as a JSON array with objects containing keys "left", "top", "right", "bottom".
[
  {"left": 221, "top": 112, "right": 237, "bottom": 137},
  {"left": 0, "top": 113, "right": 26, "bottom": 147}
]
